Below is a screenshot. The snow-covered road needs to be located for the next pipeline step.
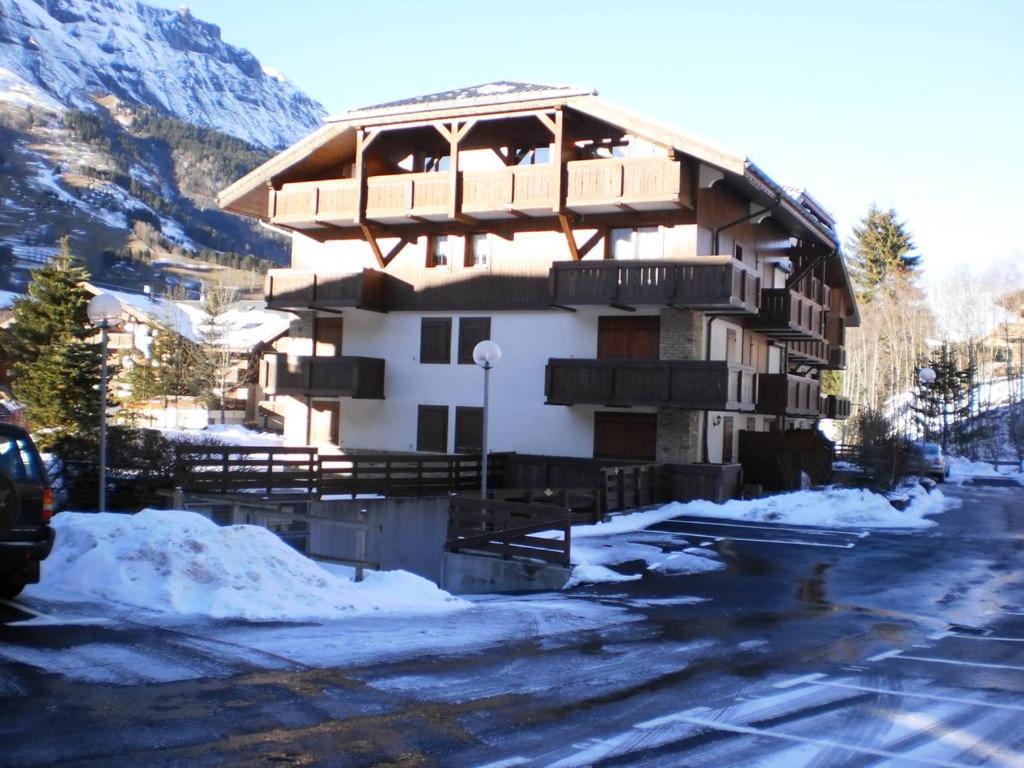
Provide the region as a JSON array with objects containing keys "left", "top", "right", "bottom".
[{"left": 0, "top": 482, "right": 1021, "bottom": 766}]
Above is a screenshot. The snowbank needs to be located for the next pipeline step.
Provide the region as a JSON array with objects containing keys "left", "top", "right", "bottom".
[
  {"left": 948, "top": 456, "right": 1022, "bottom": 482},
  {"left": 29, "top": 510, "right": 466, "bottom": 621},
  {"left": 159, "top": 424, "right": 285, "bottom": 447},
  {"left": 668, "top": 486, "right": 947, "bottom": 530}
]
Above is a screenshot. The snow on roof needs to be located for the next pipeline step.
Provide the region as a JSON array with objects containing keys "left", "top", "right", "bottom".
[{"left": 333, "top": 81, "right": 595, "bottom": 121}]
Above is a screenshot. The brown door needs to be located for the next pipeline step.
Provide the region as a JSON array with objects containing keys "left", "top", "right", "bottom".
[
  {"left": 310, "top": 400, "right": 340, "bottom": 445},
  {"left": 314, "top": 317, "right": 344, "bottom": 357},
  {"left": 597, "top": 316, "right": 660, "bottom": 360},
  {"left": 594, "top": 411, "right": 657, "bottom": 461}
]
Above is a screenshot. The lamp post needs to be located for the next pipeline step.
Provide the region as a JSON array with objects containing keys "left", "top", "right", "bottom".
[
  {"left": 472, "top": 340, "right": 502, "bottom": 499},
  {"left": 87, "top": 294, "right": 122, "bottom": 513}
]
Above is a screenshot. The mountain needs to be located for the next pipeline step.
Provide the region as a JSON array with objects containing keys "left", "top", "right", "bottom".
[{"left": 0, "top": 0, "right": 327, "bottom": 301}]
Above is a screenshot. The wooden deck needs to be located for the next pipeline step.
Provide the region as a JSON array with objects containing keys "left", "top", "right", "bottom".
[
  {"left": 259, "top": 354, "right": 386, "bottom": 399},
  {"left": 546, "top": 358, "right": 757, "bottom": 411},
  {"left": 548, "top": 257, "right": 759, "bottom": 313}
]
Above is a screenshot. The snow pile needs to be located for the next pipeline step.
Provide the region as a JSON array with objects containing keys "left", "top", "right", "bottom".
[
  {"left": 948, "top": 456, "right": 1022, "bottom": 482},
  {"left": 30, "top": 510, "right": 466, "bottom": 621},
  {"left": 667, "top": 487, "right": 947, "bottom": 530},
  {"left": 159, "top": 424, "right": 285, "bottom": 447}
]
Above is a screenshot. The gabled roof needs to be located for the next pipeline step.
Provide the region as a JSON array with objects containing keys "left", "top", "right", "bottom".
[{"left": 335, "top": 81, "right": 595, "bottom": 121}]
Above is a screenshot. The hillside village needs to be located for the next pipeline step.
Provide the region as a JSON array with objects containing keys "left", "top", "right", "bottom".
[{"left": 0, "top": 2, "right": 1022, "bottom": 766}]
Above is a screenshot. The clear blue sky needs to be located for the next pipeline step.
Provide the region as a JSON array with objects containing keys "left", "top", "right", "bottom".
[{"left": 153, "top": 0, "right": 1023, "bottom": 287}]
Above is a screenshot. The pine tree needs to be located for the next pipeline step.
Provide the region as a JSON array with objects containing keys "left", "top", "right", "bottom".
[
  {"left": 3, "top": 239, "right": 104, "bottom": 448},
  {"left": 847, "top": 205, "right": 920, "bottom": 301}
]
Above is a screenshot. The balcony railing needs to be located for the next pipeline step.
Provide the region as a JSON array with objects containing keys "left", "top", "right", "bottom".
[
  {"left": 827, "top": 346, "right": 847, "bottom": 370},
  {"left": 566, "top": 157, "right": 690, "bottom": 213},
  {"left": 820, "top": 395, "right": 852, "bottom": 420},
  {"left": 366, "top": 172, "right": 451, "bottom": 223},
  {"left": 272, "top": 179, "right": 359, "bottom": 228},
  {"left": 545, "top": 359, "right": 756, "bottom": 411},
  {"left": 754, "top": 288, "right": 825, "bottom": 340},
  {"left": 787, "top": 339, "right": 830, "bottom": 366},
  {"left": 265, "top": 269, "right": 389, "bottom": 313},
  {"left": 757, "top": 374, "right": 822, "bottom": 417},
  {"left": 462, "top": 165, "right": 557, "bottom": 218},
  {"left": 549, "top": 257, "right": 759, "bottom": 313},
  {"left": 260, "top": 354, "right": 385, "bottom": 399}
]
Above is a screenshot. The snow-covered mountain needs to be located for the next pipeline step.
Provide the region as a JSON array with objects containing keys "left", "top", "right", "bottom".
[{"left": 0, "top": 0, "right": 325, "bottom": 149}]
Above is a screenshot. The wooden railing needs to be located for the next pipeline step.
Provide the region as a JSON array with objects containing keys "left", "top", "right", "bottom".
[
  {"left": 366, "top": 172, "right": 450, "bottom": 221},
  {"left": 173, "top": 445, "right": 320, "bottom": 496},
  {"left": 820, "top": 395, "right": 852, "bottom": 420},
  {"left": 756, "top": 288, "right": 825, "bottom": 339},
  {"left": 566, "top": 157, "right": 689, "bottom": 212},
  {"left": 260, "top": 354, "right": 385, "bottom": 399},
  {"left": 546, "top": 359, "right": 757, "bottom": 411},
  {"left": 602, "top": 464, "right": 666, "bottom": 513},
  {"left": 446, "top": 495, "right": 571, "bottom": 566},
  {"left": 828, "top": 346, "right": 847, "bottom": 370},
  {"left": 787, "top": 339, "right": 830, "bottom": 365},
  {"left": 461, "top": 165, "right": 557, "bottom": 216},
  {"left": 549, "top": 257, "right": 759, "bottom": 313},
  {"left": 265, "top": 269, "right": 389, "bottom": 312},
  {"left": 757, "top": 373, "right": 822, "bottom": 417},
  {"left": 319, "top": 453, "right": 483, "bottom": 496},
  {"left": 272, "top": 178, "right": 359, "bottom": 226}
]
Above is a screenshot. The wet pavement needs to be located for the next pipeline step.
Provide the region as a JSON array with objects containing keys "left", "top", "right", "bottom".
[{"left": 1, "top": 482, "right": 1023, "bottom": 766}]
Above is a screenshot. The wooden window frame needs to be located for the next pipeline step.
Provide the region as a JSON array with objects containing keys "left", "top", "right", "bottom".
[
  {"left": 426, "top": 234, "right": 454, "bottom": 269},
  {"left": 416, "top": 405, "right": 449, "bottom": 453},
  {"left": 454, "top": 406, "right": 484, "bottom": 453},
  {"left": 464, "top": 232, "right": 492, "bottom": 270},
  {"left": 457, "top": 317, "right": 491, "bottom": 365},
  {"left": 419, "top": 317, "right": 452, "bottom": 364}
]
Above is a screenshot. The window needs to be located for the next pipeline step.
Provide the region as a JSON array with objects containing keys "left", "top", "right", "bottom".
[
  {"left": 734, "top": 244, "right": 743, "bottom": 261},
  {"left": 465, "top": 233, "right": 491, "bottom": 268},
  {"left": 0, "top": 436, "right": 43, "bottom": 483},
  {"left": 419, "top": 318, "right": 452, "bottom": 364},
  {"left": 457, "top": 317, "right": 491, "bottom": 364},
  {"left": 610, "top": 227, "right": 663, "bottom": 260},
  {"left": 427, "top": 235, "right": 453, "bottom": 268},
  {"left": 417, "top": 405, "right": 449, "bottom": 453},
  {"left": 454, "top": 406, "right": 484, "bottom": 453}
]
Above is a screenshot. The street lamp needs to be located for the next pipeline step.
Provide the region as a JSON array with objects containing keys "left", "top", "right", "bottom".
[
  {"left": 472, "top": 340, "right": 502, "bottom": 499},
  {"left": 87, "top": 293, "right": 122, "bottom": 514}
]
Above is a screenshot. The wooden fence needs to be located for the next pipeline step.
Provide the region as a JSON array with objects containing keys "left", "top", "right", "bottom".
[
  {"left": 173, "top": 445, "right": 319, "bottom": 496},
  {"left": 318, "top": 453, "right": 483, "bottom": 496},
  {"left": 446, "top": 494, "right": 571, "bottom": 566}
]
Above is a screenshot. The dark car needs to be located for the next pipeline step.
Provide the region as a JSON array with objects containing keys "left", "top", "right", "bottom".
[{"left": 0, "top": 425, "right": 54, "bottom": 598}]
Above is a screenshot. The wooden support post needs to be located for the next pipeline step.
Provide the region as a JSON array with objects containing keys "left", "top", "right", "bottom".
[
  {"left": 558, "top": 213, "right": 581, "bottom": 261},
  {"left": 360, "top": 224, "right": 386, "bottom": 269}
]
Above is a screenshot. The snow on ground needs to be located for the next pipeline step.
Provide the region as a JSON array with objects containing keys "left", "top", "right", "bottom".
[
  {"left": 948, "top": 455, "right": 1023, "bottom": 482},
  {"left": 26, "top": 509, "right": 466, "bottom": 621},
  {"left": 158, "top": 424, "right": 285, "bottom": 447}
]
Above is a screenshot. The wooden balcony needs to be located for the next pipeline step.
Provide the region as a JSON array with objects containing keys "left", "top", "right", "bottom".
[
  {"left": 566, "top": 157, "right": 691, "bottom": 214},
  {"left": 827, "top": 346, "right": 847, "bottom": 370},
  {"left": 753, "top": 288, "right": 825, "bottom": 340},
  {"left": 549, "top": 257, "right": 759, "bottom": 313},
  {"left": 787, "top": 339, "right": 830, "bottom": 366},
  {"left": 271, "top": 179, "right": 359, "bottom": 229},
  {"left": 461, "top": 165, "right": 557, "bottom": 219},
  {"left": 265, "top": 269, "right": 389, "bottom": 312},
  {"left": 757, "top": 374, "right": 821, "bottom": 417},
  {"left": 260, "top": 354, "right": 385, "bottom": 399},
  {"left": 820, "top": 395, "right": 852, "bottom": 420},
  {"left": 366, "top": 172, "right": 451, "bottom": 223},
  {"left": 545, "top": 359, "right": 756, "bottom": 411}
]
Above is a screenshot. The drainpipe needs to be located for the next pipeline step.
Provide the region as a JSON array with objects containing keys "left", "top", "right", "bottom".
[
  {"left": 712, "top": 195, "right": 782, "bottom": 255},
  {"left": 701, "top": 316, "right": 719, "bottom": 463}
]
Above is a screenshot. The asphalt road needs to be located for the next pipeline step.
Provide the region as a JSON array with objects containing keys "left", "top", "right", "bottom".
[{"left": 1, "top": 481, "right": 1023, "bottom": 767}]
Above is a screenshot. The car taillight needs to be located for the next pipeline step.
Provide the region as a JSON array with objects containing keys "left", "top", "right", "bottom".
[{"left": 42, "top": 487, "right": 53, "bottom": 523}]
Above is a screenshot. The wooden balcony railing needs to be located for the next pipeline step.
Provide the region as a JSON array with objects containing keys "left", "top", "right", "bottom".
[
  {"left": 272, "top": 179, "right": 359, "bottom": 228},
  {"left": 461, "top": 165, "right": 557, "bottom": 218},
  {"left": 754, "top": 288, "right": 825, "bottom": 340},
  {"left": 820, "top": 395, "right": 852, "bottom": 420},
  {"left": 787, "top": 339, "right": 830, "bottom": 366},
  {"left": 827, "top": 346, "right": 847, "bottom": 370},
  {"left": 546, "top": 359, "right": 756, "bottom": 411},
  {"left": 366, "top": 172, "right": 450, "bottom": 223},
  {"left": 260, "top": 354, "right": 385, "bottom": 399},
  {"left": 265, "top": 269, "right": 390, "bottom": 312},
  {"left": 549, "top": 257, "right": 759, "bottom": 313},
  {"left": 566, "top": 157, "right": 690, "bottom": 213},
  {"left": 757, "top": 374, "right": 821, "bottom": 417}
]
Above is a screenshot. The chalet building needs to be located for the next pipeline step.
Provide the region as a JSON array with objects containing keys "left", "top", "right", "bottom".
[{"left": 219, "top": 82, "right": 856, "bottom": 489}]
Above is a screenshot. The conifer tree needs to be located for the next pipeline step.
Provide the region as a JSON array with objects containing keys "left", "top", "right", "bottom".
[
  {"left": 3, "top": 239, "right": 104, "bottom": 447},
  {"left": 847, "top": 205, "right": 920, "bottom": 301}
]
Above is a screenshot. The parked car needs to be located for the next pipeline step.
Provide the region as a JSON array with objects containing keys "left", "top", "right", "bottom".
[
  {"left": 0, "top": 425, "right": 54, "bottom": 598},
  {"left": 908, "top": 442, "right": 950, "bottom": 482}
]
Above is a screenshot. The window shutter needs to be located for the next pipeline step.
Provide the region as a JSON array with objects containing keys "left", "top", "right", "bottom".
[
  {"left": 457, "top": 317, "right": 491, "bottom": 364},
  {"left": 454, "top": 406, "right": 484, "bottom": 452},
  {"left": 417, "top": 405, "right": 449, "bottom": 452},
  {"left": 420, "top": 318, "right": 452, "bottom": 364}
]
